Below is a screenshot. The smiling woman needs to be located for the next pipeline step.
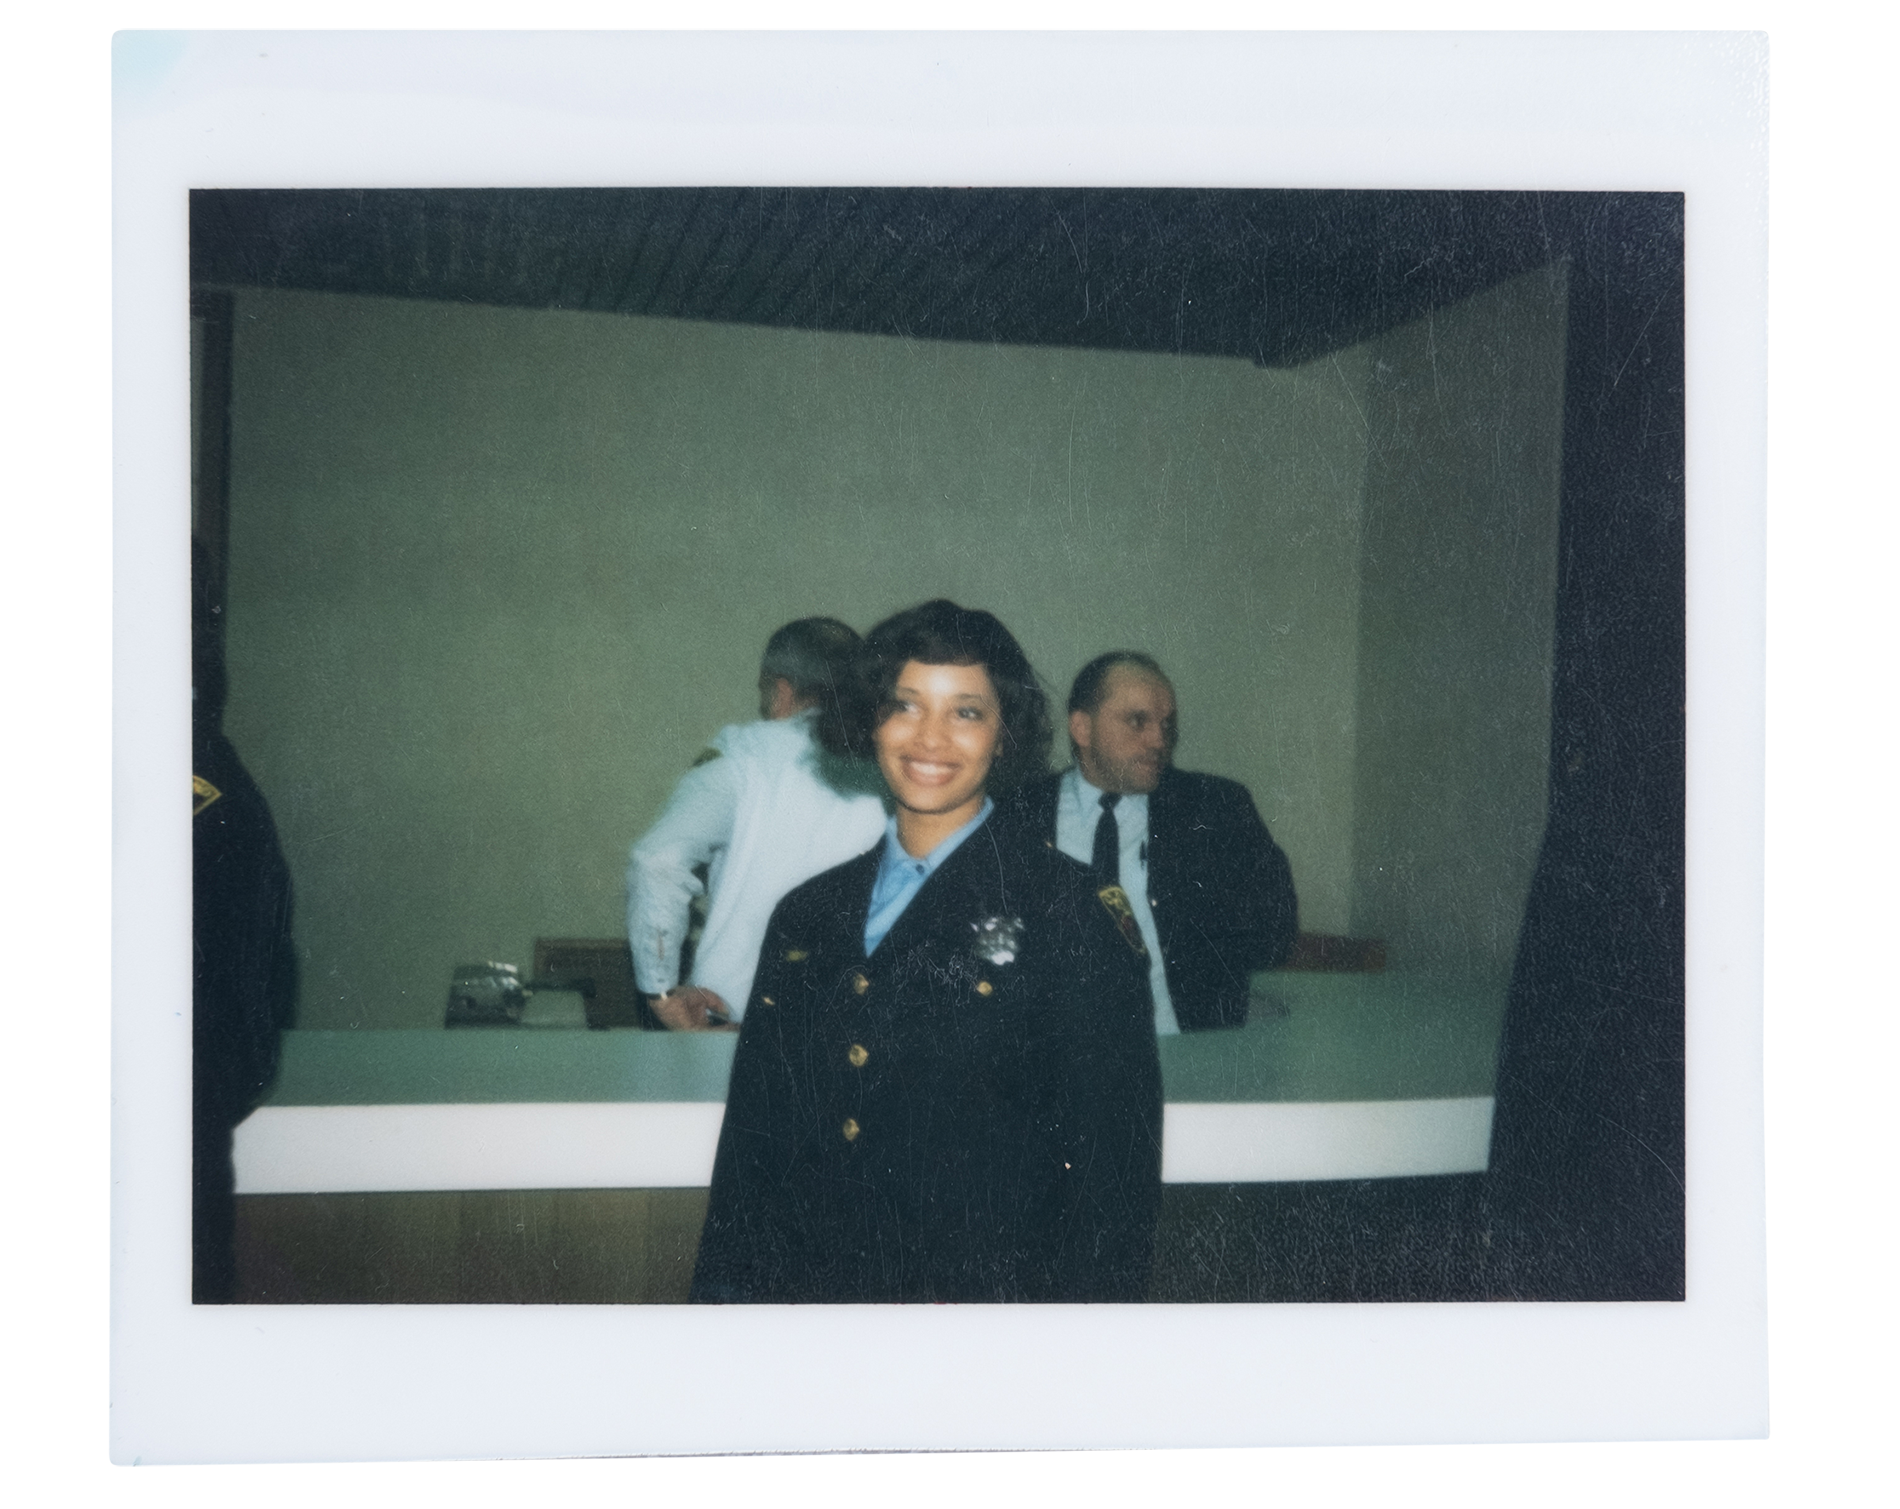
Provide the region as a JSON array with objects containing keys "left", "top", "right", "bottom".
[
  {"left": 690, "top": 601, "right": 1164, "bottom": 1303},
  {"left": 875, "top": 661, "right": 999, "bottom": 850}
]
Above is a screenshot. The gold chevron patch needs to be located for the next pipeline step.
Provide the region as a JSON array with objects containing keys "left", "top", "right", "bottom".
[
  {"left": 192, "top": 774, "right": 222, "bottom": 817},
  {"left": 1096, "top": 885, "right": 1147, "bottom": 958}
]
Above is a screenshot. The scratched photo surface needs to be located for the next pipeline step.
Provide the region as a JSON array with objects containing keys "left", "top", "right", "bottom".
[{"left": 190, "top": 188, "right": 1682, "bottom": 1305}]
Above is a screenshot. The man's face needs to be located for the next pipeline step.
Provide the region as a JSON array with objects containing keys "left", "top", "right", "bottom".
[{"left": 1070, "top": 668, "right": 1177, "bottom": 794}]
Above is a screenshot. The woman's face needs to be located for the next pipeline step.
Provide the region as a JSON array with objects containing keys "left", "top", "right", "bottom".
[{"left": 874, "top": 660, "right": 1002, "bottom": 824}]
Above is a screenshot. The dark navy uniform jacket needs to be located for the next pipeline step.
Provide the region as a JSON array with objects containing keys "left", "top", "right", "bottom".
[
  {"left": 1004, "top": 768, "right": 1299, "bottom": 1031},
  {"left": 193, "top": 728, "right": 298, "bottom": 1302},
  {"left": 690, "top": 814, "right": 1163, "bottom": 1304}
]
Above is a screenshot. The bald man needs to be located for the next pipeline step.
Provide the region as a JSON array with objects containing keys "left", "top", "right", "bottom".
[{"left": 1004, "top": 651, "right": 1298, "bottom": 1032}]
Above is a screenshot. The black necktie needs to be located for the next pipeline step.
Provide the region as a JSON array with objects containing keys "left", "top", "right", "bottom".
[{"left": 1091, "top": 792, "right": 1122, "bottom": 887}]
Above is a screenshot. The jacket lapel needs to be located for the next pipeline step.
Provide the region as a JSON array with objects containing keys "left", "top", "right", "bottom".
[
  {"left": 1145, "top": 767, "right": 1181, "bottom": 874},
  {"left": 824, "top": 847, "right": 882, "bottom": 963}
]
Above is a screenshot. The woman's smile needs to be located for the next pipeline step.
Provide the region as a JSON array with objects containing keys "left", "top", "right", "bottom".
[{"left": 899, "top": 756, "right": 960, "bottom": 785}]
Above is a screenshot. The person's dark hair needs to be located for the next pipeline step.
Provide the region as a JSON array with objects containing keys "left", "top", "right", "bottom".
[
  {"left": 1067, "top": 650, "right": 1169, "bottom": 717},
  {"left": 819, "top": 599, "right": 1053, "bottom": 791},
  {"left": 759, "top": 617, "right": 863, "bottom": 709}
]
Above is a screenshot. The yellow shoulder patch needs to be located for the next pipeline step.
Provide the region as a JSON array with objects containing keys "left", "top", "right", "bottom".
[
  {"left": 690, "top": 747, "right": 723, "bottom": 768},
  {"left": 1096, "top": 885, "right": 1148, "bottom": 958},
  {"left": 192, "top": 774, "right": 222, "bottom": 817}
]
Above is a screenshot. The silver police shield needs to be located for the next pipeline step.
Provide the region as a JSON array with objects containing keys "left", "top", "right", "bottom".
[{"left": 969, "top": 915, "right": 1026, "bottom": 967}]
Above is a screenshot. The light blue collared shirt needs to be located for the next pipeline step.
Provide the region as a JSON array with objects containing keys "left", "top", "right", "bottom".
[{"left": 863, "top": 799, "right": 995, "bottom": 956}]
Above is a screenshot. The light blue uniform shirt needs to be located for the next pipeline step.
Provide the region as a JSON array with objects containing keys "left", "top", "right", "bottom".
[{"left": 863, "top": 799, "right": 995, "bottom": 956}]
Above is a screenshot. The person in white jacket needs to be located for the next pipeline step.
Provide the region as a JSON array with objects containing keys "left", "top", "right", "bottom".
[{"left": 626, "top": 618, "right": 888, "bottom": 1030}]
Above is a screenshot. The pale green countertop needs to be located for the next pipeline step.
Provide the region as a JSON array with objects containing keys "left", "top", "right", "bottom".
[
  {"left": 1167, "top": 973, "right": 1508, "bottom": 1102},
  {"left": 263, "top": 971, "right": 1509, "bottom": 1108}
]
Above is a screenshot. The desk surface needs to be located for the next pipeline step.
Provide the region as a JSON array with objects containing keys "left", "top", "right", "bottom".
[
  {"left": 240, "top": 973, "right": 1509, "bottom": 1191},
  {"left": 263, "top": 971, "right": 1509, "bottom": 1108}
]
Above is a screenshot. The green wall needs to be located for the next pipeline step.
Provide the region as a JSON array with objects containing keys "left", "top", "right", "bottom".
[
  {"left": 220, "top": 289, "right": 1376, "bottom": 1028},
  {"left": 219, "top": 272, "right": 1565, "bottom": 1027},
  {"left": 1350, "top": 265, "right": 1570, "bottom": 981}
]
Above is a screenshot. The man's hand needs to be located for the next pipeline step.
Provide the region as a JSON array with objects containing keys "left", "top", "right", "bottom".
[{"left": 649, "top": 985, "right": 735, "bottom": 1031}]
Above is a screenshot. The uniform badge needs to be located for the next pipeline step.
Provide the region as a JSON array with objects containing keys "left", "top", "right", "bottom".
[
  {"left": 1096, "top": 886, "right": 1148, "bottom": 958},
  {"left": 969, "top": 915, "right": 1025, "bottom": 966}
]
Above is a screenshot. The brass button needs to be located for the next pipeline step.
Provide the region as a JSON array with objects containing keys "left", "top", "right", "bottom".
[
  {"left": 841, "top": 1118, "right": 860, "bottom": 1142},
  {"left": 852, "top": 971, "right": 869, "bottom": 995},
  {"left": 975, "top": 980, "right": 994, "bottom": 997},
  {"left": 847, "top": 1043, "right": 868, "bottom": 1067},
  {"left": 760, "top": 996, "right": 774, "bottom": 1006},
  {"left": 786, "top": 949, "right": 808, "bottom": 962}
]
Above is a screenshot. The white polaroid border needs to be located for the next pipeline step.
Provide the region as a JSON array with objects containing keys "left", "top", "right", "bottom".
[{"left": 111, "top": 30, "right": 1767, "bottom": 1462}]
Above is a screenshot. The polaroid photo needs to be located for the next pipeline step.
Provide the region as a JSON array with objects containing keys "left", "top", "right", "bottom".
[{"left": 112, "top": 29, "right": 1767, "bottom": 1462}]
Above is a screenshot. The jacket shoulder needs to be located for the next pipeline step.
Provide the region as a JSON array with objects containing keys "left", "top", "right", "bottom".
[
  {"left": 1157, "top": 767, "right": 1258, "bottom": 813},
  {"left": 772, "top": 844, "right": 880, "bottom": 916},
  {"left": 992, "top": 773, "right": 1063, "bottom": 835},
  {"left": 711, "top": 715, "right": 813, "bottom": 762},
  {"left": 972, "top": 799, "right": 1071, "bottom": 863},
  {"left": 1015, "top": 771, "right": 1064, "bottom": 802},
  {"left": 967, "top": 817, "right": 1121, "bottom": 922}
]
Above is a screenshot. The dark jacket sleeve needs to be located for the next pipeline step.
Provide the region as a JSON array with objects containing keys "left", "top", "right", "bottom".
[
  {"left": 689, "top": 895, "right": 820, "bottom": 1304},
  {"left": 1206, "top": 777, "right": 1299, "bottom": 971},
  {"left": 193, "top": 732, "right": 298, "bottom": 1127},
  {"left": 193, "top": 731, "right": 299, "bottom": 1303},
  {"left": 1029, "top": 873, "right": 1164, "bottom": 1302},
  {"left": 1150, "top": 771, "right": 1299, "bottom": 1030}
]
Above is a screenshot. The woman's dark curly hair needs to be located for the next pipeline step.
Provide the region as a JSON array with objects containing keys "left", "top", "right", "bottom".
[{"left": 817, "top": 599, "right": 1053, "bottom": 792}]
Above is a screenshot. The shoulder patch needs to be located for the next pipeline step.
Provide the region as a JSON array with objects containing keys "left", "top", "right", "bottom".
[
  {"left": 192, "top": 774, "right": 221, "bottom": 817},
  {"left": 1096, "top": 885, "right": 1148, "bottom": 958},
  {"left": 690, "top": 747, "right": 723, "bottom": 768}
]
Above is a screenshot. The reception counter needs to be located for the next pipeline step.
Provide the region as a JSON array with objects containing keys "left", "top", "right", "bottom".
[
  {"left": 236, "top": 972, "right": 1507, "bottom": 1194},
  {"left": 228, "top": 972, "right": 1510, "bottom": 1302}
]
